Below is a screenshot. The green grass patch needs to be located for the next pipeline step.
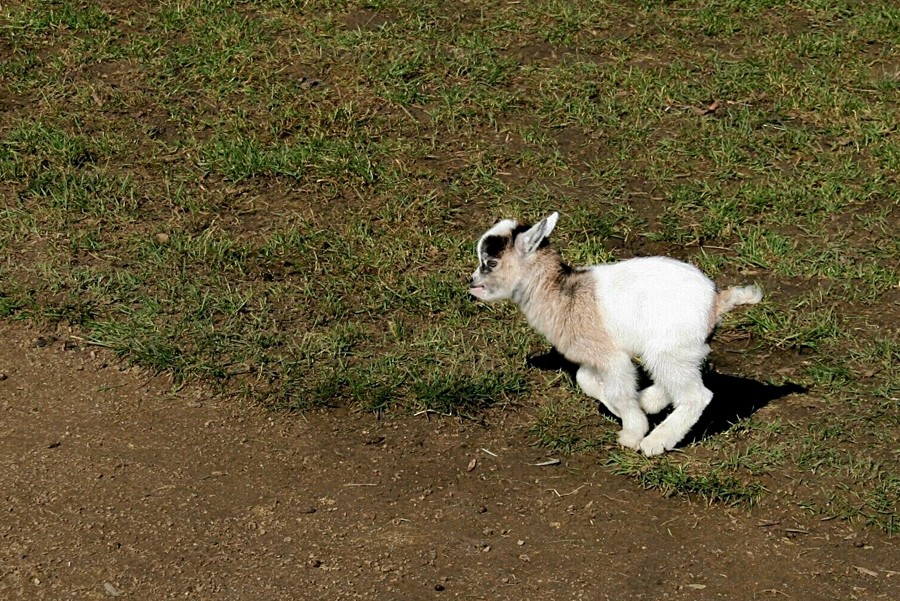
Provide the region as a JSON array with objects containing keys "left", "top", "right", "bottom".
[
  {"left": 1, "top": 0, "right": 898, "bottom": 528},
  {"left": 607, "top": 451, "right": 765, "bottom": 506}
]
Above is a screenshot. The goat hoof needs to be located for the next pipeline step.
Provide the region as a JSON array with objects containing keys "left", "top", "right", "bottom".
[
  {"left": 617, "top": 430, "right": 644, "bottom": 450},
  {"left": 639, "top": 435, "right": 669, "bottom": 457}
]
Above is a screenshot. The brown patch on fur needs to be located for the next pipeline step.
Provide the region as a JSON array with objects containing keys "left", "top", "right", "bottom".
[
  {"left": 708, "top": 289, "right": 729, "bottom": 334},
  {"left": 518, "top": 250, "right": 614, "bottom": 368},
  {"left": 710, "top": 286, "right": 761, "bottom": 333},
  {"left": 714, "top": 288, "right": 735, "bottom": 321}
]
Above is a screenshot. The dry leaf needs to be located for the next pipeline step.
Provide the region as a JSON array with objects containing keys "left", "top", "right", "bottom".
[{"left": 467, "top": 458, "right": 477, "bottom": 472}]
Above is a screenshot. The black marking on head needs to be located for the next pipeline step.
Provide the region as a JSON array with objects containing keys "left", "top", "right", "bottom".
[
  {"left": 511, "top": 223, "right": 531, "bottom": 239},
  {"left": 482, "top": 234, "right": 511, "bottom": 258},
  {"left": 479, "top": 220, "right": 551, "bottom": 267}
]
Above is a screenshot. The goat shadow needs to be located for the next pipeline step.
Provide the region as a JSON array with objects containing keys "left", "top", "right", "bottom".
[{"left": 527, "top": 348, "right": 806, "bottom": 446}]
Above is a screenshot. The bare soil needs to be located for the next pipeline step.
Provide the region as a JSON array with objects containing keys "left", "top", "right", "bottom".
[{"left": 1, "top": 321, "right": 898, "bottom": 600}]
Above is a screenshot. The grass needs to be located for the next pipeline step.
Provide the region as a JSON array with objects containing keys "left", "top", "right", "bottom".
[
  {"left": 1, "top": 0, "right": 898, "bottom": 531},
  {"left": 606, "top": 451, "right": 766, "bottom": 506}
]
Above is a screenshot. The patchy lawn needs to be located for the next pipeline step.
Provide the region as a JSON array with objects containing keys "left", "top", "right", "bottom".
[{"left": 1, "top": 0, "right": 897, "bottom": 531}]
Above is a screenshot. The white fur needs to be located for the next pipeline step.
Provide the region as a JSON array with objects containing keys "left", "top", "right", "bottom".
[
  {"left": 470, "top": 212, "right": 762, "bottom": 455},
  {"left": 585, "top": 257, "right": 717, "bottom": 454}
]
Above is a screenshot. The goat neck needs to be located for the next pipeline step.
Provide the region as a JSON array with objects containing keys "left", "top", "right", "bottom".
[{"left": 512, "top": 249, "right": 606, "bottom": 364}]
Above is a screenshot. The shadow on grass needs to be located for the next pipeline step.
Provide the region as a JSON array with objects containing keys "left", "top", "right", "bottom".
[
  {"left": 527, "top": 348, "right": 806, "bottom": 446},
  {"left": 682, "top": 371, "right": 806, "bottom": 446}
]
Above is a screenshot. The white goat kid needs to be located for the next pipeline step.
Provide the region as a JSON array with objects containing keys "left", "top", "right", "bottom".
[{"left": 469, "top": 212, "right": 762, "bottom": 456}]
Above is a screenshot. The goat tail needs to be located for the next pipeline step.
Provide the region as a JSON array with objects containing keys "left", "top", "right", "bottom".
[{"left": 713, "top": 285, "right": 763, "bottom": 323}]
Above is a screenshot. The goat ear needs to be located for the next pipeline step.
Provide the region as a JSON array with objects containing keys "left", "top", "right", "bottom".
[{"left": 516, "top": 212, "right": 559, "bottom": 254}]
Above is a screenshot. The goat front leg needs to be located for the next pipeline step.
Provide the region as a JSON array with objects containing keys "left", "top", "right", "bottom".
[
  {"left": 576, "top": 365, "right": 617, "bottom": 418},
  {"left": 578, "top": 361, "right": 647, "bottom": 450}
]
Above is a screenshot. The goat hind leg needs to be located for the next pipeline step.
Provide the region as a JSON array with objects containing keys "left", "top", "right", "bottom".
[
  {"left": 639, "top": 371, "right": 711, "bottom": 456},
  {"left": 639, "top": 384, "right": 670, "bottom": 414}
]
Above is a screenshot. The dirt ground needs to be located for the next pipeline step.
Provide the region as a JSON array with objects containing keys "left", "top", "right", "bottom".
[{"left": 1, "top": 320, "right": 897, "bottom": 600}]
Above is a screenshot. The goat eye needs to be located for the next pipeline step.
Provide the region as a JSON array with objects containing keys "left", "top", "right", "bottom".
[{"left": 486, "top": 259, "right": 498, "bottom": 269}]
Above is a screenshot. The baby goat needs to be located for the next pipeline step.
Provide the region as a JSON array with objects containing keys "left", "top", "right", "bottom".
[{"left": 469, "top": 212, "right": 762, "bottom": 456}]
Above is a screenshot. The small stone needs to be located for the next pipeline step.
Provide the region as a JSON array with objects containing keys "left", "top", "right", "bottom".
[
  {"left": 0, "top": 373, "right": 7, "bottom": 381},
  {"left": 156, "top": 233, "right": 170, "bottom": 244},
  {"left": 434, "top": 584, "right": 445, "bottom": 592},
  {"left": 103, "top": 582, "right": 121, "bottom": 596}
]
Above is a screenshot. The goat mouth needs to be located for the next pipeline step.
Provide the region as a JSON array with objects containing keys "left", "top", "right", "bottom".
[{"left": 468, "top": 285, "right": 486, "bottom": 294}]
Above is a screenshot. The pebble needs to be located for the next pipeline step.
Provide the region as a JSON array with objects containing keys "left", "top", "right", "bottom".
[{"left": 103, "top": 582, "right": 121, "bottom": 596}]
